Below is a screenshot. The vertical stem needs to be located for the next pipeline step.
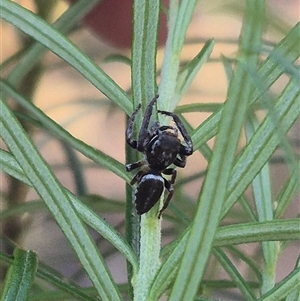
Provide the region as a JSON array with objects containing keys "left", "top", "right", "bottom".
[
  {"left": 125, "top": 142, "right": 141, "bottom": 299},
  {"left": 133, "top": 211, "right": 162, "bottom": 301},
  {"left": 129, "top": 0, "right": 161, "bottom": 299}
]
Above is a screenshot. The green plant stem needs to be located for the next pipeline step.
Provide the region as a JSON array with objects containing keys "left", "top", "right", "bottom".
[
  {"left": 133, "top": 212, "right": 162, "bottom": 301},
  {"left": 125, "top": 143, "right": 141, "bottom": 299},
  {"left": 130, "top": 1, "right": 161, "bottom": 300}
]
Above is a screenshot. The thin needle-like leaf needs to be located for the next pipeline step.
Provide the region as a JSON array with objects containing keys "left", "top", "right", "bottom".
[
  {"left": 175, "top": 39, "right": 215, "bottom": 101},
  {"left": 1, "top": 248, "right": 37, "bottom": 301},
  {"left": 0, "top": 99, "right": 122, "bottom": 301},
  {"left": 192, "top": 22, "right": 300, "bottom": 150},
  {"left": 6, "top": 0, "right": 101, "bottom": 86},
  {"left": 224, "top": 78, "right": 300, "bottom": 217},
  {"left": 149, "top": 218, "right": 300, "bottom": 300},
  {"left": 0, "top": 251, "right": 98, "bottom": 301},
  {"left": 213, "top": 248, "right": 256, "bottom": 301},
  {"left": 159, "top": 0, "right": 199, "bottom": 111},
  {"left": 0, "top": 80, "right": 130, "bottom": 183},
  {"left": 169, "top": 2, "right": 265, "bottom": 299},
  {"left": 245, "top": 113, "right": 278, "bottom": 293},
  {"left": 0, "top": 0, "right": 132, "bottom": 115},
  {"left": 257, "top": 267, "right": 300, "bottom": 301},
  {"left": 274, "top": 169, "right": 300, "bottom": 219},
  {"left": 0, "top": 149, "right": 138, "bottom": 274}
]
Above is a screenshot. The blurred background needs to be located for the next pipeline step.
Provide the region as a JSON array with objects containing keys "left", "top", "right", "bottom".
[{"left": 1, "top": 0, "right": 299, "bottom": 299}]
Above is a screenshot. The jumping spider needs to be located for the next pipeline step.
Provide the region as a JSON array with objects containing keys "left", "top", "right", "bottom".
[{"left": 126, "top": 95, "right": 193, "bottom": 218}]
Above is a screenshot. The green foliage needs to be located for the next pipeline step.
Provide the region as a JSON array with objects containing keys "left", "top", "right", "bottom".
[
  {"left": 1, "top": 248, "right": 37, "bottom": 301},
  {"left": 0, "top": 0, "right": 299, "bottom": 300}
]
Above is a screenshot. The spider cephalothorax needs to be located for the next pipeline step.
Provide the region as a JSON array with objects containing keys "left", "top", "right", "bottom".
[{"left": 126, "top": 95, "right": 193, "bottom": 218}]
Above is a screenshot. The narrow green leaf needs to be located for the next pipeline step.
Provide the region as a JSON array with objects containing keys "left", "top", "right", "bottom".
[
  {"left": 159, "top": 0, "right": 198, "bottom": 111},
  {"left": 214, "top": 219, "right": 300, "bottom": 246},
  {"left": 1, "top": 248, "right": 37, "bottom": 301},
  {"left": 275, "top": 169, "right": 300, "bottom": 218},
  {"left": 257, "top": 267, "right": 300, "bottom": 301},
  {"left": 0, "top": 252, "right": 99, "bottom": 301},
  {"left": 71, "top": 194, "right": 139, "bottom": 276},
  {"left": 0, "top": 200, "right": 45, "bottom": 221},
  {"left": 226, "top": 246, "right": 262, "bottom": 283},
  {"left": 149, "top": 218, "right": 299, "bottom": 300},
  {"left": 0, "top": 0, "right": 132, "bottom": 115},
  {"left": 132, "top": 0, "right": 159, "bottom": 104},
  {"left": 0, "top": 150, "right": 30, "bottom": 187},
  {"left": 245, "top": 112, "right": 278, "bottom": 293},
  {"left": 238, "top": 195, "right": 258, "bottom": 222},
  {"left": 149, "top": 78, "right": 299, "bottom": 299},
  {"left": 104, "top": 54, "right": 131, "bottom": 65},
  {"left": 213, "top": 248, "right": 256, "bottom": 301},
  {"left": 169, "top": 1, "right": 265, "bottom": 300},
  {"left": 192, "top": 22, "right": 300, "bottom": 150},
  {"left": 224, "top": 77, "right": 300, "bottom": 217},
  {"left": 175, "top": 102, "right": 221, "bottom": 114},
  {"left": 60, "top": 141, "right": 87, "bottom": 196},
  {"left": 0, "top": 80, "right": 130, "bottom": 183},
  {"left": 285, "top": 257, "right": 300, "bottom": 301},
  {"left": 6, "top": 0, "right": 101, "bottom": 86},
  {"left": 0, "top": 99, "right": 121, "bottom": 301},
  {"left": 175, "top": 39, "right": 215, "bottom": 100},
  {"left": 221, "top": 54, "right": 235, "bottom": 84},
  {"left": 242, "top": 55, "right": 298, "bottom": 174},
  {"left": 0, "top": 149, "right": 138, "bottom": 274}
]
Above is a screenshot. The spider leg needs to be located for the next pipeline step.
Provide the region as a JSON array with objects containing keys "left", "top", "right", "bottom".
[
  {"left": 126, "top": 103, "right": 141, "bottom": 149},
  {"left": 163, "top": 168, "right": 177, "bottom": 184},
  {"left": 149, "top": 120, "right": 160, "bottom": 136},
  {"left": 126, "top": 159, "right": 147, "bottom": 172},
  {"left": 173, "top": 152, "right": 187, "bottom": 168},
  {"left": 158, "top": 110, "right": 193, "bottom": 155},
  {"left": 158, "top": 177, "right": 174, "bottom": 219},
  {"left": 130, "top": 169, "right": 147, "bottom": 185},
  {"left": 157, "top": 168, "right": 176, "bottom": 218},
  {"left": 158, "top": 125, "right": 177, "bottom": 133},
  {"left": 137, "top": 95, "right": 159, "bottom": 151}
]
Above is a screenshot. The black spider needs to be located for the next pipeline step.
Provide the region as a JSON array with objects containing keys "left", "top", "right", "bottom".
[{"left": 126, "top": 95, "right": 193, "bottom": 218}]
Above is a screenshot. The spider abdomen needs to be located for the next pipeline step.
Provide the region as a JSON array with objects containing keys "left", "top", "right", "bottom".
[{"left": 135, "top": 172, "right": 164, "bottom": 215}]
